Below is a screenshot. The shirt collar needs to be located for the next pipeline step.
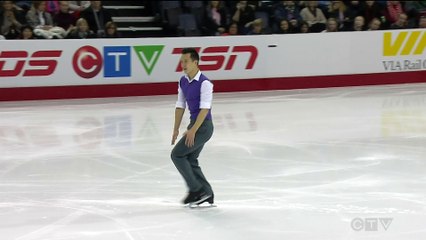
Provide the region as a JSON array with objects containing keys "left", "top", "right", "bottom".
[{"left": 185, "top": 70, "right": 202, "bottom": 83}]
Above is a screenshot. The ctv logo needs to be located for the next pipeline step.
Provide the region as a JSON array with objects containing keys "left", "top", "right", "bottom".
[
  {"left": 383, "top": 31, "right": 426, "bottom": 56},
  {"left": 72, "top": 45, "right": 164, "bottom": 78},
  {"left": 172, "top": 45, "right": 258, "bottom": 72},
  {"left": 0, "top": 50, "right": 62, "bottom": 77}
]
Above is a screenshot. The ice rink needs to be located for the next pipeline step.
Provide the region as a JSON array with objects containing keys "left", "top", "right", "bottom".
[{"left": 1, "top": 83, "right": 426, "bottom": 240}]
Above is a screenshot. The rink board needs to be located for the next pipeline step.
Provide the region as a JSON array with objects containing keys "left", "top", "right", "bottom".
[{"left": 0, "top": 29, "right": 425, "bottom": 101}]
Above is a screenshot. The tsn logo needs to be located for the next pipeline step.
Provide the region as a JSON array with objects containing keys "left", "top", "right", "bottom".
[
  {"left": 172, "top": 45, "right": 258, "bottom": 72},
  {"left": 0, "top": 45, "right": 258, "bottom": 77},
  {"left": 0, "top": 50, "right": 62, "bottom": 77}
]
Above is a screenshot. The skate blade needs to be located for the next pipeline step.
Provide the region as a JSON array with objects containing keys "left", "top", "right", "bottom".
[{"left": 187, "top": 203, "right": 217, "bottom": 209}]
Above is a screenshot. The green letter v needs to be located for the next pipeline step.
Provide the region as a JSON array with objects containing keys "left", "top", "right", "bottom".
[{"left": 133, "top": 45, "right": 164, "bottom": 75}]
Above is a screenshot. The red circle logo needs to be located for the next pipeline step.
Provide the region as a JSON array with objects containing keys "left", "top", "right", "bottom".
[{"left": 73, "top": 46, "right": 102, "bottom": 79}]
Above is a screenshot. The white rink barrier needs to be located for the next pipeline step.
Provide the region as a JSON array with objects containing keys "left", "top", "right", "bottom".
[{"left": 0, "top": 29, "right": 425, "bottom": 101}]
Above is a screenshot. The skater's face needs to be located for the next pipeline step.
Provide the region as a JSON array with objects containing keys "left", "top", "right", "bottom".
[{"left": 180, "top": 53, "right": 198, "bottom": 76}]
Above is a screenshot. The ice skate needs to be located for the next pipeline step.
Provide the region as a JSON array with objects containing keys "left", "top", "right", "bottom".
[
  {"left": 182, "top": 188, "right": 210, "bottom": 204},
  {"left": 188, "top": 194, "right": 216, "bottom": 208}
]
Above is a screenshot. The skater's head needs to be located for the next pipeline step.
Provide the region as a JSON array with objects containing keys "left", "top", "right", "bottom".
[{"left": 180, "top": 48, "right": 200, "bottom": 78}]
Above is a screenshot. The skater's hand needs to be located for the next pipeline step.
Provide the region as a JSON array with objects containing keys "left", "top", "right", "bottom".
[
  {"left": 171, "top": 129, "right": 179, "bottom": 145},
  {"left": 184, "top": 129, "right": 196, "bottom": 147}
]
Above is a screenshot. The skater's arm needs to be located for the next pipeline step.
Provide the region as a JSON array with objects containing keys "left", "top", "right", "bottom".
[
  {"left": 174, "top": 107, "right": 185, "bottom": 131},
  {"left": 174, "top": 82, "right": 186, "bottom": 132},
  {"left": 172, "top": 107, "right": 185, "bottom": 145},
  {"left": 185, "top": 109, "right": 209, "bottom": 147},
  {"left": 189, "top": 109, "right": 209, "bottom": 132},
  {"left": 185, "top": 80, "right": 213, "bottom": 147},
  {"left": 191, "top": 80, "right": 213, "bottom": 132},
  {"left": 172, "top": 81, "right": 186, "bottom": 145}
]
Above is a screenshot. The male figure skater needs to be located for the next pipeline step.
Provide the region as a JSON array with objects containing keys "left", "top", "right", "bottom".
[{"left": 171, "top": 48, "right": 214, "bottom": 206}]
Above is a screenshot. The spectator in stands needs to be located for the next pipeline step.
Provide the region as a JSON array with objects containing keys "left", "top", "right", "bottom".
[
  {"left": 389, "top": 13, "right": 408, "bottom": 29},
  {"left": 3, "top": 23, "right": 21, "bottom": 39},
  {"left": 246, "top": 18, "right": 265, "bottom": 35},
  {"left": 300, "top": 1, "right": 327, "bottom": 32},
  {"left": 326, "top": 1, "right": 349, "bottom": 29},
  {"left": 202, "top": 1, "right": 229, "bottom": 36},
  {"left": 322, "top": 17, "right": 339, "bottom": 32},
  {"left": 247, "top": 1, "right": 266, "bottom": 10},
  {"left": 68, "top": 1, "right": 91, "bottom": 18},
  {"left": 295, "top": 1, "right": 306, "bottom": 8},
  {"left": 69, "top": 1, "right": 91, "bottom": 12},
  {"left": 14, "top": 1, "right": 32, "bottom": 12},
  {"left": 220, "top": 22, "right": 239, "bottom": 36},
  {"left": 53, "top": 1, "right": 77, "bottom": 34},
  {"left": 383, "top": 1, "right": 405, "bottom": 25},
  {"left": 80, "top": 1, "right": 112, "bottom": 37},
  {"left": 297, "top": 20, "right": 310, "bottom": 33},
  {"left": 275, "top": 19, "right": 293, "bottom": 34},
  {"left": 66, "top": 17, "right": 96, "bottom": 39},
  {"left": 231, "top": 1, "right": 255, "bottom": 34},
  {"left": 419, "top": 15, "right": 426, "bottom": 28},
  {"left": 346, "top": 15, "right": 366, "bottom": 31},
  {"left": 367, "top": 17, "right": 381, "bottom": 30},
  {"left": 407, "top": 1, "right": 426, "bottom": 16},
  {"left": 0, "top": 1, "right": 26, "bottom": 38},
  {"left": 46, "top": 1, "right": 60, "bottom": 15},
  {"left": 0, "top": 35, "right": 5, "bottom": 40},
  {"left": 317, "top": 1, "right": 331, "bottom": 13},
  {"left": 361, "top": 0, "right": 384, "bottom": 25},
  {"left": 26, "top": 1, "right": 66, "bottom": 39},
  {"left": 345, "top": 1, "right": 363, "bottom": 20},
  {"left": 405, "top": 1, "right": 426, "bottom": 28},
  {"left": 274, "top": 1, "right": 301, "bottom": 32},
  {"left": 19, "top": 25, "right": 35, "bottom": 39},
  {"left": 102, "top": 21, "right": 120, "bottom": 38}
]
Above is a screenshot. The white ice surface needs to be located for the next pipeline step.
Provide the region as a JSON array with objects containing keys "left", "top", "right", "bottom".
[{"left": 1, "top": 83, "right": 426, "bottom": 240}]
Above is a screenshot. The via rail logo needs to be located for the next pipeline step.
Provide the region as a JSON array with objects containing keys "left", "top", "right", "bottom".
[
  {"left": 72, "top": 45, "right": 164, "bottom": 79},
  {"left": 383, "top": 30, "right": 426, "bottom": 56}
]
